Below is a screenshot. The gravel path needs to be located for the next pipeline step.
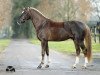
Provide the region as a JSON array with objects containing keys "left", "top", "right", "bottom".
[{"left": 0, "top": 39, "right": 100, "bottom": 75}]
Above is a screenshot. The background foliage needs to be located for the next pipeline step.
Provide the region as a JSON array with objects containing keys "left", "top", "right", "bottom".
[{"left": 12, "top": 0, "right": 40, "bottom": 38}]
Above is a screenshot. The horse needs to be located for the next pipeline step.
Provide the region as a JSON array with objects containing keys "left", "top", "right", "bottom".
[{"left": 17, "top": 7, "right": 92, "bottom": 69}]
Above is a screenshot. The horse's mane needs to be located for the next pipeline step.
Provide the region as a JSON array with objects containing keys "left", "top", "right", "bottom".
[{"left": 29, "top": 7, "right": 49, "bottom": 19}]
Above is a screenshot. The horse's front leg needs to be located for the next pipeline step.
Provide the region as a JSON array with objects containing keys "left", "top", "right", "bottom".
[
  {"left": 45, "top": 41, "right": 50, "bottom": 68},
  {"left": 37, "top": 40, "right": 46, "bottom": 69}
]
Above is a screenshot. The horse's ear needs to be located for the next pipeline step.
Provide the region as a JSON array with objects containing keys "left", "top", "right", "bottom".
[{"left": 23, "top": 8, "right": 25, "bottom": 10}]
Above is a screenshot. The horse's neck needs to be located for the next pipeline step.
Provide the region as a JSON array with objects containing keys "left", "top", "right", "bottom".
[{"left": 31, "top": 10, "right": 46, "bottom": 30}]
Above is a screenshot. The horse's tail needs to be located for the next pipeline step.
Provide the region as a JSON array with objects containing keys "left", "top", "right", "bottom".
[{"left": 85, "top": 25, "right": 92, "bottom": 62}]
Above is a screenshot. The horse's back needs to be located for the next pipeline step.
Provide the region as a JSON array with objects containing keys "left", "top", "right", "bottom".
[
  {"left": 64, "top": 21, "right": 86, "bottom": 29},
  {"left": 49, "top": 20, "right": 64, "bottom": 28}
]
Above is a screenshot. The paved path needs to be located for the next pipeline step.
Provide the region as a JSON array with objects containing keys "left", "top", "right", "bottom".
[{"left": 0, "top": 39, "right": 100, "bottom": 75}]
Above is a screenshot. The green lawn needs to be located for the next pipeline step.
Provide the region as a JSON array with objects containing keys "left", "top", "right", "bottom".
[
  {"left": 0, "top": 39, "right": 11, "bottom": 53},
  {"left": 30, "top": 39, "right": 100, "bottom": 53}
]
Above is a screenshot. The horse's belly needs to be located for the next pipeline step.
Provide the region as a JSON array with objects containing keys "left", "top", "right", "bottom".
[{"left": 47, "top": 29, "right": 70, "bottom": 41}]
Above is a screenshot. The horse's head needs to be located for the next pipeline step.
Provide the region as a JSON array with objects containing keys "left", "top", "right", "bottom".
[{"left": 17, "top": 7, "right": 31, "bottom": 25}]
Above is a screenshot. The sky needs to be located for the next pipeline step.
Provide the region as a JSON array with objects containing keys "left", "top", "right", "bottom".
[{"left": 90, "top": 0, "right": 100, "bottom": 21}]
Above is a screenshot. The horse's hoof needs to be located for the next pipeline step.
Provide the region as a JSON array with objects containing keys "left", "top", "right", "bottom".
[
  {"left": 72, "top": 66, "right": 76, "bottom": 69},
  {"left": 37, "top": 65, "right": 42, "bottom": 69},
  {"left": 82, "top": 66, "right": 87, "bottom": 69},
  {"left": 45, "top": 65, "right": 49, "bottom": 68}
]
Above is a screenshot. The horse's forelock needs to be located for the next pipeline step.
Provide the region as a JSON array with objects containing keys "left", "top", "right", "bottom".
[{"left": 22, "top": 7, "right": 30, "bottom": 14}]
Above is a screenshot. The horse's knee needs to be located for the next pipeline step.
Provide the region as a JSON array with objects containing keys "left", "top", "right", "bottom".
[
  {"left": 80, "top": 42, "right": 85, "bottom": 49},
  {"left": 41, "top": 50, "right": 45, "bottom": 57},
  {"left": 76, "top": 50, "right": 80, "bottom": 55},
  {"left": 46, "top": 53, "right": 49, "bottom": 56},
  {"left": 42, "top": 53, "right": 45, "bottom": 57},
  {"left": 76, "top": 47, "right": 80, "bottom": 55},
  {"left": 79, "top": 42, "right": 87, "bottom": 56},
  {"left": 74, "top": 40, "right": 81, "bottom": 56}
]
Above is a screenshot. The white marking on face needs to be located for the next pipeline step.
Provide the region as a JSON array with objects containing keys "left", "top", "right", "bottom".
[
  {"left": 17, "top": 22, "right": 20, "bottom": 25},
  {"left": 22, "top": 11, "right": 24, "bottom": 13}
]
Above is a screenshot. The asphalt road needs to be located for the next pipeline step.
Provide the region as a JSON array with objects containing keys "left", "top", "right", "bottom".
[{"left": 0, "top": 39, "right": 100, "bottom": 75}]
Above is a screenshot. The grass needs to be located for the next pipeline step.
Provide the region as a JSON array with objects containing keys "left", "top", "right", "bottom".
[
  {"left": 30, "top": 39, "right": 100, "bottom": 53},
  {"left": 0, "top": 39, "right": 11, "bottom": 53},
  {"left": 92, "top": 40, "right": 100, "bottom": 52}
]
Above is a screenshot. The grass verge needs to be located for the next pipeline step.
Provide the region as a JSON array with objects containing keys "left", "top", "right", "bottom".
[
  {"left": 30, "top": 39, "right": 100, "bottom": 53},
  {"left": 0, "top": 39, "right": 11, "bottom": 53}
]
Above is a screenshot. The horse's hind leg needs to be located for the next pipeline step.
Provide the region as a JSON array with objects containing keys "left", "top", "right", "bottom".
[
  {"left": 37, "top": 40, "right": 47, "bottom": 69},
  {"left": 72, "top": 40, "right": 81, "bottom": 68},
  {"left": 80, "top": 41, "right": 88, "bottom": 68}
]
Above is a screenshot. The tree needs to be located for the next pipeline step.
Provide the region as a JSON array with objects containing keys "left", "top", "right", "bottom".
[
  {"left": 37, "top": 0, "right": 91, "bottom": 22},
  {"left": 0, "top": 0, "right": 12, "bottom": 38},
  {"left": 91, "top": 0, "right": 100, "bottom": 43},
  {"left": 12, "top": 0, "right": 40, "bottom": 38},
  {"left": 55, "top": 0, "right": 78, "bottom": 21},
  {"left": 90, "top": 0, "right": 100, "bottom": 20},
  {"left": 0, "top": 0, "right": 12, "bottom": 29},
  {"left": 37, "top": 0, "right": 78, "bottom": 21},
  {"left": 76, "top": 0, "right": 92, "bottom": 22}
]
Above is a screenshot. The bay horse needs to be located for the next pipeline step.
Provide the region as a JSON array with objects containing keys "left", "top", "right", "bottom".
[{"left": 17, "top": 7, "right": 92, "bottom": 69}]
